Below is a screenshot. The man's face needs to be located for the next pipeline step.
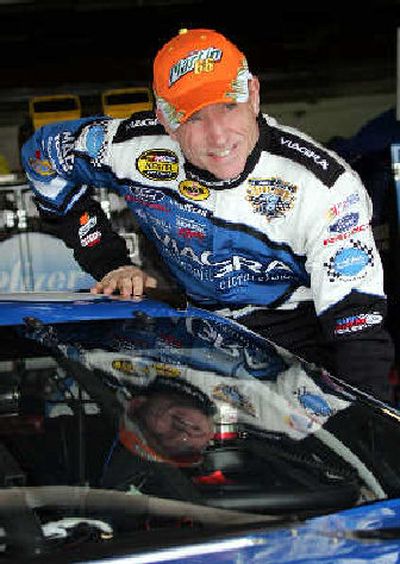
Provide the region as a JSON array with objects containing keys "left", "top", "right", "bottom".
[
  {"left": 138, "top": 393, "right": 215, "bottom": 458},
  {"left": 159, "top": 77, "right": 260, "bottom": 181}
]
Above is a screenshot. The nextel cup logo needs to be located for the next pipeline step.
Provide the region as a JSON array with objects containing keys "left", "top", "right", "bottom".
[{"left": 136, "top": 149, "right": 179, "bottom": 181}]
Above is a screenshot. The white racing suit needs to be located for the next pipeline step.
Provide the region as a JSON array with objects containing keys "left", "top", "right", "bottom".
[{"left": 21, "top": 112, "right": 394, "bottom": 400}]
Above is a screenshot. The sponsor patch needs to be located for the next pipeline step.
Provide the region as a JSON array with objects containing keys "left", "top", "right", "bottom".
[
  {"left": 80, "top": 231, "right": 101, "bottom": 247},
  {"left": 111, "top": 359, "right": 181, "bottom": 378},
  {"left": 84, "top": 124, "right": 106, "bottom": 159},
  {"left": 153, "top": 225, "right": 297, "bottom": 286},
  {"left": 113, "top": 112, "right": 165, "bottom": 143},
  {"left": 246, "top": 178, "right": 297, "bottom": 220},
  {"left": 175, "top": 201, "right": 210, "bottom": 217},
  {"left": 280, "top": 138, "right": 329, "bottom": 171},
  {"left": 326, "top": 193, "right": 360, "bottom": 221},
  {"left": 176, "top": 216, "right": 207, "bottom": 240},
  {"left": 328, "top": 212, "right": 359, "bottom": 234},
  {"left": 136, "top": 149, "right": 179, "bottom": 181},
  {"left": 177, "top": 228, "right": 206, "bottom": 240},
  {"left": 125, "top": 116, "right": 159, "bottom": 130},
  {"left": 52, "top": 130, "right": 76, "bottom": 173},
  {"left": 265, "top": 124, "right": 345, "bottom": 187},
  {"left": 79, "top": 212, "right": 97, "bottom": 237},
  {"left": 125, "top": 186, "right": 168, "bottom": 211},
  {"left": 324, "top": 223, "right": 368, "bottom": 245},
  {"left": 176, "top": 217, "right": 206, "bottom": 239},
  {"left": 334, "top": 312, "right": 383, "bottom": 335},
  {"left": 324, "top": 240, "right": 374, "bottom": 281},
  {"left": 178, "top": 180, "right": 210, "bottom": 201},
  {"left": 78, "top": 212, "right": 101, "bottom": 248},
  {"left": 28, "top": 155, "right": 55, "bottom": 177}
]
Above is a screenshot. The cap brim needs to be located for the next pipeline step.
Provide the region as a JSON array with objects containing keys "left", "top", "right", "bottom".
[{"left": 158, "top": 80, "right": 250, "bottom": 128}]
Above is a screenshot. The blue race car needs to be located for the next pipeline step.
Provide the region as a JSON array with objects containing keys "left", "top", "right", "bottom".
[{"left": 0, "top": 291, "right": 399, "bottom": 562}]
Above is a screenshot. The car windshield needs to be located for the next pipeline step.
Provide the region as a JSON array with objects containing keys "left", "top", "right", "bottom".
[{"left": 0, "top": 295, "right": 400, "bottom": 560}]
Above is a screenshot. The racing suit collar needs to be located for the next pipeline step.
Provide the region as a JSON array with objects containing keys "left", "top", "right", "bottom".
[{"left": 183, "top": 113, "right": 264, "bottom": 190}]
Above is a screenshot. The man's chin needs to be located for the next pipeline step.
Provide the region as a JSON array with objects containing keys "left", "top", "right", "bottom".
[{"left": 210, "top": 164, "right": 245, "bottom": 181}]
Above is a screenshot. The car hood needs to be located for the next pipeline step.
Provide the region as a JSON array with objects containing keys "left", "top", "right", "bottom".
[{"left": 1, "top": 487, "right": 400, "bottom": 563}]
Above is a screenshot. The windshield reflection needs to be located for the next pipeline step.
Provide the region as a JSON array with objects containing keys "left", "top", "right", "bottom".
[
  {"left": 23, "top": 311, "right": 352, "bottom": 445},
  {"left": 119, "top": 377, "right": 216, "bottom": 465},
  {"left": 14, "top": 306, "right": 400, "bottom": 517}
]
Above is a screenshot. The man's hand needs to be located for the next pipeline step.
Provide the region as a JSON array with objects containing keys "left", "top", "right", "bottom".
[{"left": 90, "top": 265, "right": 158, "bottom": 298}]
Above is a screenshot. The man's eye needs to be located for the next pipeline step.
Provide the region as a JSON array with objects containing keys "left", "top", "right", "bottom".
[{"left": 225, "top": 104, "right": 237, "bottom": 111}]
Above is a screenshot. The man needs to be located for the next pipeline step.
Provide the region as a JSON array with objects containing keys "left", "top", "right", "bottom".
[
  {"left": 102, "top": 377, "right": 216, "bottom": 499},
  {"left": 21, "top": 28, "right": 393, "bottom": 400}
]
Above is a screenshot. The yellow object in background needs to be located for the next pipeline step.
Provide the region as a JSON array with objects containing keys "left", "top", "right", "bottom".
[
  {"left": 101, "top": 87, "right": 153, "bottom": 119},
  {"left": 0, "top": 153, "right": 10, "bottom": 175},
  {"left": 29, "top": 94, "right": 81, "bottom": 130}
]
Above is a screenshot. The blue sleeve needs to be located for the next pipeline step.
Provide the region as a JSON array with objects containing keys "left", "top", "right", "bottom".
[
  {"left": 20, "top": 117, "right": 134, "bottom": 279},
  {"left": 21, "top": 117, "right": 109, "bottom": 215}
]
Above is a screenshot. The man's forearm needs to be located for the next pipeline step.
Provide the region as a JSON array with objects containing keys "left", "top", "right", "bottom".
[
  {"left": 39, "top": 194, "right": 133, "bottom": 280},
  {"left": 332, "top": 332, "right": 394, "bottom": 403}
]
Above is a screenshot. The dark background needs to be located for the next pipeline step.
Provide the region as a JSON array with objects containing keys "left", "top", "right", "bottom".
[{"left": 0, "top": 0, "right": 398, "bottom": 107}]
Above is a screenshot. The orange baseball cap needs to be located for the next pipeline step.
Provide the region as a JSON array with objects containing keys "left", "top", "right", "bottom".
[{"left": 153, "top": 28, "right": 252, "bottom": 129}]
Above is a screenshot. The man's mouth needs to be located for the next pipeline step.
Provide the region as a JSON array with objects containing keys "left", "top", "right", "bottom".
[
  {"left": 209, "top": 146, "right": 236, "bottom": 159},
  {"left": 213, "top": 148, "right": 231, "bottom": 157}
]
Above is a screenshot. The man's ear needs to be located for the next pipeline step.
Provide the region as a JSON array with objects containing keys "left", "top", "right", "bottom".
[
  {"left": 156, "top": 108, "right": 178, "bottom": 139},
  {"left": 248, "top": 76, "right": 260, "bottom": 116}
]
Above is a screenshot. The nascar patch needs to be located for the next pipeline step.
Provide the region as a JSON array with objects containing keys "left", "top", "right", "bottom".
[{"left": 178, "top": 180, "right": 210, "bottom": 201}]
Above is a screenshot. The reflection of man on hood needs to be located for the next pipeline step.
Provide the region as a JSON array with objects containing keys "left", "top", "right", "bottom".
[{"left": 119, "top": 377, "right": 216, "bottom": 467}]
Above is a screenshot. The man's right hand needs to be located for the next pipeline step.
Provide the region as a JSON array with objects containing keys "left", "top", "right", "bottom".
[{"left": 90, "top": 265, "right": 158, "bottom": 298}]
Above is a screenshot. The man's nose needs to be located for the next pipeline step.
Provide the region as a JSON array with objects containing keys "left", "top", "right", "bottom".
[{"left": 204, "top": 115, "right": 227, "bottom": 145}]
